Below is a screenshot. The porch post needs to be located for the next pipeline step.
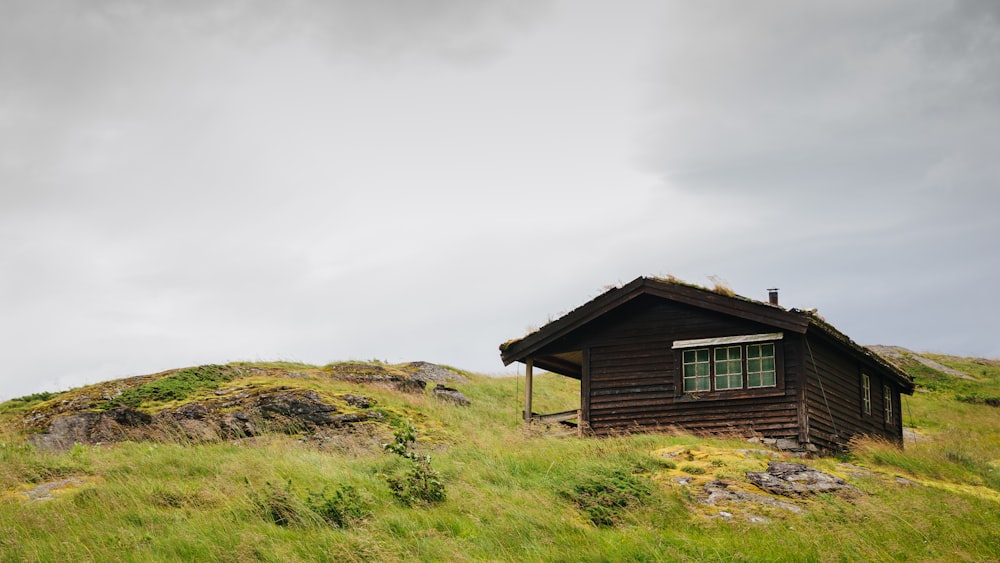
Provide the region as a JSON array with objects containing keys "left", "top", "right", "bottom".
[{"left": 524, "top": 358, "right": 533, "bottom": 424}]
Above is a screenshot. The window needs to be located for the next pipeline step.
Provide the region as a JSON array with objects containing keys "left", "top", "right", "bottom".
[
  {"left": 747, "top": 343, "right": 776, "bottom": 388},
  {"left": 682, "top": 349, "right": 711, "bottom": 392},
  {"left": 714, "top": 346, "right": 743, "bottom": 390},
  {"left": 883, "top": 384, "right": 893, "bottom": 424},
  {"left": 862, "top": 374, "right": 871, "bottom": 415},
  {"left": 675, "top": 335, "right": 779, "bottom": 394}
]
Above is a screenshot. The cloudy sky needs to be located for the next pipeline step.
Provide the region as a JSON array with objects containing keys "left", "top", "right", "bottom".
[{"left": 2, "top": 0, "right": 998, "bottom": 400}]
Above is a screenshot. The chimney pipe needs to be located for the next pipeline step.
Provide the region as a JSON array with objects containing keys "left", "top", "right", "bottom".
[{"left": 767, "top": 288, "right": 779, "bottom": 306}]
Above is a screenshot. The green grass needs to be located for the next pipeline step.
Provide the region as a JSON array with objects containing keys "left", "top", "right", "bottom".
[
  {"left": 101, "top": 364, "right": 239, "bottom": 409},
  {"left": 0, "top": 357, "right": 999, "bottom": 561}
]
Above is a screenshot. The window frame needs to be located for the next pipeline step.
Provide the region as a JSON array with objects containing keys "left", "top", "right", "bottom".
[
  {"left": 883, "top": 384, "right": 894, "bottom": 425},
  {"left": 674, "top": 336, "right": 782, "bottom": 397},
  {"left": 861, "top": 373, "right": 872, "bottom": 416}
]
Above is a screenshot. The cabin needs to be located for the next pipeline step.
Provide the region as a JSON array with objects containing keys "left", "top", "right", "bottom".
[{"left": 499, "top": 277, "right": 914, "bottom": 451}]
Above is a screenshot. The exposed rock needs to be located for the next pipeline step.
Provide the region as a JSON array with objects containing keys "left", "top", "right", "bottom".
[
  {"left": 258, "top": 390, "right": 338, "bottom": 425},
  {"left": 407, "top": 362, "right": 468, "bottom": 384},
  {"left": 176, "top": 418, "right": 221, "bottom": 442},
  {"left": 342, "top": 394, "right": 376, "bottom": 409},
  {"left": 703, "top": 480, "right": 803, "bottom": 513},
  {"left": 388, "top": 378, "right": 427, "bottom": 394},
  {"left": 15, "top": 477, "right": 88, "bottom": 502},
  {"left": 432, "top": 384, "right": 471, "bottom": 406},
  {"left": 746, "top": 462, "right": 860, "bottom": 498},
  {"left": 28, "top": 412, "right": 102, "bottom": 450},
  {"left": 104, "top": 407, "right": 153, "bottom": 426},
  {"left": 868, "top": 345, "right": 974, "bottom": 380},
  {"left": 29, "top": 388, "right": 381, "bottom": 450},
  {"left": 775, "top": 438, "right": 801, "bottom": 451}
]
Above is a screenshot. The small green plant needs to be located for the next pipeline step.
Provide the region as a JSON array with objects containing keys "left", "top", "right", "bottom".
[
  {"left": 563, "top": 468, "right": 651, "bottom": 527},
  {"left": 306, "top": 485, "right": 369, "bottom": 528},
  {"left": 382, "top": 423, "right": 446, "bottom": 506},
  {"left": 679, "top": 465, "right": 707, "bottom": 475}
]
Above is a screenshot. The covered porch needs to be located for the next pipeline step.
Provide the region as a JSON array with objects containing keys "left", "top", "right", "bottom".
[{"left": 511, "top": 351, "right": 587, "bottom": 434}]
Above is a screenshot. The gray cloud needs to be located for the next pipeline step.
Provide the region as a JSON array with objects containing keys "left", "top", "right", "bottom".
[{"left": 1, "top": 1, "right": 997, "bottom": 401}]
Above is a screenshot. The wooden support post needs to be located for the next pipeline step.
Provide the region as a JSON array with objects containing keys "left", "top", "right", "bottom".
[{"left": 524, "top": 358, "right": 533, "bottom": 425}]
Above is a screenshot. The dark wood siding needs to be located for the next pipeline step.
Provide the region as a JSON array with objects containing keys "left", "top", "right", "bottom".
[
  {"left": 580, "top": 298, "right": 802, "bottom": 439},
  {"left": 802, "top": 335, "right": 904, "bottom": 450}
]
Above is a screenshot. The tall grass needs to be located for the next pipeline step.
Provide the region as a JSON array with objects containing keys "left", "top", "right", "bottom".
[{"left": 1, "top": 360, "right": 999, "bottom": 561}]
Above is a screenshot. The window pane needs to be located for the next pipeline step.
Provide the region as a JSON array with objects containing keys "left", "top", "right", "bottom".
[{"left": 717, "top": 373, "right": 741, "bottom": 390}]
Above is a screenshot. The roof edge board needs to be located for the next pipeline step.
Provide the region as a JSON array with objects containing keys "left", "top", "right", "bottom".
[{"left": 500, "top": 279, "right": 647, "bottom": 363}]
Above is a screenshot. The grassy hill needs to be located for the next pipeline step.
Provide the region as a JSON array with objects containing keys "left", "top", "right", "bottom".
[{"left": 1, "top": 352, "right": 999, "bottom": 562}]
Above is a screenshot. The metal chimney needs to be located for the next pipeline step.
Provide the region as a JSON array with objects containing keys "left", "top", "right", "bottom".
[{"left": 767, "top": 288, "right": 779, "bottom": 306}]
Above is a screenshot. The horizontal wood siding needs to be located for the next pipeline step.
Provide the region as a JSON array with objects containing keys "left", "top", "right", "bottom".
[
  {"left": 803, "top": 336, "right": 903, "bottom": 450},
  {"left": 583, "top": 298, "right": 801, "bottom": 439}
]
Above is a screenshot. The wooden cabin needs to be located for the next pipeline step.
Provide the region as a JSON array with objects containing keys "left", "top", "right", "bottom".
[{"left": 499, "top": 277, "right": 914, "bottom": 451}]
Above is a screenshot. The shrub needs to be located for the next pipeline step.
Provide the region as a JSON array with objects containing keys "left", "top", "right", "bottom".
[
  {"left": 382, "top": 423, "right": 446, "bottom": 506},
  {"left": 563, "top": 468, "right": 651, "bottom": 527},
  {"left": 306, "top": 485, "right": 369, "bottom": 528}
]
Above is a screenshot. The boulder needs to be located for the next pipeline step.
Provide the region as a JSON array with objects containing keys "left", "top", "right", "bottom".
[
  {"left": 746, "top": 462, "right": 859, "bottom": 498},
  {"left": 432, "top": 384, "right": 471, "bottom": 406}
]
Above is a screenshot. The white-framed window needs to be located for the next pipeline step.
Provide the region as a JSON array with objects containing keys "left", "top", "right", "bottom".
[
  {"left": 714, "top": 346, "right": 743, "bottom": 390},
  {"left": 675, "top": 334, "right": 779, "bottom": 394},
  {"left": 747, "top": 343, "right": 776, "bottom": 388},
  {"left": 883, "top": 384, "right": 893, "bottom": 424},
  {"left": 862, "top": 374, "right": 871, "bottom": 415},
  {"left": 682, "top": 348, "right": 711, "bottom": 392}
]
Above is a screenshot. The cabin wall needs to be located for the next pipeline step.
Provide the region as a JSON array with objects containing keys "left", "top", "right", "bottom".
[
  {"left": 580, "top": 297, "right": 803, "bottom": 441},
  {"left": 802, "top": 335, "right": 904, "bottom": 450}
]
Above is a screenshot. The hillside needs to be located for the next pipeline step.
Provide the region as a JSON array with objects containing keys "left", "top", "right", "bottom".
[{"left": 1, "top": 351, "right": 999, "bottom": 561}]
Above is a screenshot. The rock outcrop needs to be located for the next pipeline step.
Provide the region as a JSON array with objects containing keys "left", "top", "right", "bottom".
[
  {"left": 22, "top": 361, "right": 471, "bottom": 451},
  {"left": 28, "top": 388, "right": 382, "bottom": 451},
  {"left": 746, "top": 462, "right": 859, "bottom": 498}
]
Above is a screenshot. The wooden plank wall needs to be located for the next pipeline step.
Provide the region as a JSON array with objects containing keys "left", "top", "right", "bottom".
[
  {"left": 802, "top": 336, "right": 903, "bottom": 450},
  {"left": 582, "top": 298, "right": 802, "bottom": 440}
]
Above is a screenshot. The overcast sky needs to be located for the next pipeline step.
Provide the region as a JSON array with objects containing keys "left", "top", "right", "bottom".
[{"left": 2, "top": 0, "right": 998, "bottom": 400}]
